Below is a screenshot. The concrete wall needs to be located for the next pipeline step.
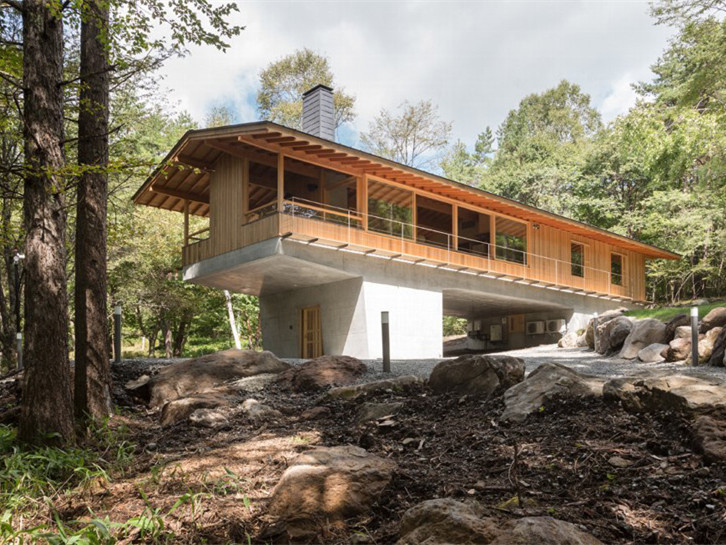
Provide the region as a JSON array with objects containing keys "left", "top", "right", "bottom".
[{"left": 260, "top": 277, "right": 443, "bottom": 359}]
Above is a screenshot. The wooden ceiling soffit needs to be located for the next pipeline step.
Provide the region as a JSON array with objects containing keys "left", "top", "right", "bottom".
[
  {"left": 171, "top": 153, "right": 215, "bottom": 171},
  {"left": 150, "top": 184, "right": 209, "bottom": 204}
]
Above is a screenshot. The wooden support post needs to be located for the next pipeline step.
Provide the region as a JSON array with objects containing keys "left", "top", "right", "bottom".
[
  {"left": 277, "top": 152, "right": 284, "bottom": 212},
  {"left": 452, "top": 205, "right": 459, "bottom": 251},
  {"left": 361, "top": 175, "right": 369, "bottom": 231},
  {"left": 183, "top": 199, "right": 189, "bottom": 246},
  {"left": 242, "top": 157, "right": 249, "bottom": 223}
]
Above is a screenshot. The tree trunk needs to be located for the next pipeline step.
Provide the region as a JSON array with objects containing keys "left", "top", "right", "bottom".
[
  {"left": 18, "top": 0, "right": 74, "bottom": 444},
  {"left": 173, "top": 313, "right": 190, "bottom": 357},
  {"left": 74, "top": 0, "right": 112, "bottom": 422},
  {"left": 225, "top": 290, "right": 241, "bottom": 349},
  {"left": 163, "top": 320, "right": 172, "bottom": 358}
]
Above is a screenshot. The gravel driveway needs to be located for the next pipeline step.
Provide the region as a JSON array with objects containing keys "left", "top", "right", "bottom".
[{"left": 353, "top": 344, "right": 726, "bottom": 382}]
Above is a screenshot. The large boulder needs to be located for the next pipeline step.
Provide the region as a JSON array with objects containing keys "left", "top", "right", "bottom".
[
  {"left": 160, "top": 391, "right": 231, "bottom": 427},
  {"left": 597, "top": 316, "right": 633, "bottom": 355},
  {"left": 276, "top": 355, "right": 367, "bottom": 392},
  {"left": 501, "top": 363, "right": 604, "bottom": 423},
  {"left": 708, "top": 327, "right": 726, "bottom": 367},
  {"left": 692, "top": 415, "right": 726, "bottom": 463},
  {"left": 674, "top": 325, "right": 692, "bottom": 340},
  {"left": 396, "top": 499, "right": 603, "bottom": 545},
  {"left": 148, "top": 349, "right": 289, "bottom": 408},
  {"left": 558, "top": 330, "right": 579, "bottom": 348},
  {"left": 603, "top": 374, "right": 726, "bottom": 414},
  {"left": 586, "top": 309, "right": 626, "bottom": 350},
  {"left": 619, "top": 319, "right": 667, "bottom": 360},
  {"left": 687, "top": 327, "right": 723, "bottom": 365},
  {"left": 637, "top": 343, "right": 669, "bottom": 363},
  {"left": 699, "top": 306, "right": 726, "bottom": 333},
  {"left": 265, "top": 445, "right": 396, "bottom": 539},
  {"left": 428, "top": 355, "right": 524, "bottom": 398},
  {"left": 324, "top": 375, "right": 423, "bottom": 401},
  {"left": 665, "top": 314, "right": 690, "bottom": 342}
]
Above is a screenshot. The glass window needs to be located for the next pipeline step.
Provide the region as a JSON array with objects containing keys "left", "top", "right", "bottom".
[
  {"left": 416, "top": 196, "right": 452, "bottom": 249},
  {"left": 495, "top": 217, "right": 527, "bottom": 264},
  {"left": 457, "top": 207, "right": 491, "bottom": 258},
  {"left": 571, "top": 242, "right": 585, "bottom": 277},
  {"left": 611, "top": 253, "right": 623, "bottom": 286},
  {"left": 367, "top": 179, "right": 413, "bottom": 238},
  {"left": 247, "top": 159, "right": 278, "bottom": 219}
]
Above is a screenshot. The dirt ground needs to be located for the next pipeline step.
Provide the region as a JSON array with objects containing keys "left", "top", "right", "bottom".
[{"left": 3, "top": 354, "right": 726, "bottom": 545}]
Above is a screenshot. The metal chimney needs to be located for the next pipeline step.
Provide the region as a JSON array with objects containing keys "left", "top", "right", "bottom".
[{"left": 302, "top": 84, "right": 335, "bottom": 141}]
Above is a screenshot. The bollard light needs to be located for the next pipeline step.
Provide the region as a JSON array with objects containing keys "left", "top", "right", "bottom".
[
  {"left": 381, "top": 311, "right": 390, "bottom": 373},
  {"left": 691, "top": 307, "right": 699, "bottom": 366},
  {"left": 16, "top": 332, "right": 22, "bottom": 370}
]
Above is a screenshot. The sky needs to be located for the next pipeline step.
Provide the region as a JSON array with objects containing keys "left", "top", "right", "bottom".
[{"left": 158, "top": 0, "right": 675, "bottom": 148}]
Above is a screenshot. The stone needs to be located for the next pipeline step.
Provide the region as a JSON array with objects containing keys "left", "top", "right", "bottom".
[
  {"left": 490, "top": 517, "right": 605, "bottom": 545},
  {"left": 300, "top": 406, "right": 331, "bottom": 421},
  {"left": 699, "top": 306, "right": 726, "bottom": 333},
  {"left": 160, "top": 392, "right": 230, "bottom": 427},
  {"left": 674, "top": 325, "right": 692, "bottom": 340},
  {"left": 325, "top": 375, "right": 423, "bottom": 400},
  {"left": 357, "top": 402, "right": 404, "bottom": 423},
  {"left": 189, "top": 408, "right": 229, "bottom": 428},
  {"left": 575, "top": 333, "right": 589, "bottom": 348},
  {"left": 501, "top": 363, "right": 604, "bottom": 423},
  {"left": 619, "top": 319, "right": 667, "bottom": 360},
  {"left": 149, "top": 349, "right": 289, "bottom": 408},
  {"left": 708, "top": 327, "right": 726, "bottom": 367},
  {"left": 396, "top": 499, "right": 603, "bottom": 545},
  {"left": 687, "top": 327, "right": 723, "bottom": 365},
  {"left": 603, "top": 374, "right": 726, "bottom": 414},
  {"left": 429, "top": 355, "right": 524, "bottom": 398},
  {"left": 558, "top": 331, "right": 579, "bottom": 348},
  {"left": 665, "top": 314, "right": 690, "bottom": 342},
  {"left": 666, "top": 337, "right": 693, "bottom": 362},
  {"left": 276, "top": 355, "right": 367, "bottom": 392},
  {"left": 637, "top": 343, "right": 669, "bottom": 363},
  {"left": 692, "top": 415, "right": 726, "bottom": 463},
  {"left": 396, "top": 499, "right": 498, "bottom": 545},
  {"left": 266, "top": 445, "right": 396, "bottom": 538},
  {"left": 597, "top": 316, "right": 632, "bottom": 355},
  {"left": 227, "top": 373, "right": 279, "bottom": 393},
  {"left": 124, "top": 374, "right": 151, "bottom": 401},
  {"left": 586, "top": 309, "right": 626, "bottom": 350},
  {"left": 241, "top": 398, "right": 281, "bottom": 421}
]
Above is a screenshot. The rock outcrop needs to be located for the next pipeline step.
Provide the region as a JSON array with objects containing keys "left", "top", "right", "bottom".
[
  {"left": 501, "top": 363, "right": 603, "bottom": 423},
  {"left": 148, "top": 349, "right": 289, "bottom": 408},
  {"left": 699, "top": 306, "right": 726, "bottom": 333},
  {"left": 396, "top": 498, "right": 604, "bottom": 545},
  {"left": 265, "top": 445, "right": 396, "bottom": 539},
  {"left": 276, "top": 355, "right": 367, "bottom": 392},
  {"left": 619, "top": 319, "right": 667, "bottom": 360},
  {"left": 429, "top": 355, "right": 524, "bottom": 398}
]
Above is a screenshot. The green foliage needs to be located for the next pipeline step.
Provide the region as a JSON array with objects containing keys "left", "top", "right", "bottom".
[
  {"left": 361, "top": 100, "right": 452, "bottom": 169},
  {"left": 257, "top": 48, "right": 356, "bottom": 130},
  {"left": 439, "top": 129, "right": 494, "bottom": 186},
  {"left": 443, "top": 316, "right": 467, "bottom": 336},
  {"left": 625, "top": 299, "right": 726, "bottom": 321}
]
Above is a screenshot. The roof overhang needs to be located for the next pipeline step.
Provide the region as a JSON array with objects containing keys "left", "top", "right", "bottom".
[{"left": 133, "top": 121, "right": 680, "bottom": 261}]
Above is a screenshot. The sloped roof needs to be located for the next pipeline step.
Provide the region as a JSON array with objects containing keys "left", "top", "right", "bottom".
[{"left": 133, "top": 121, "right": 680, "bottom": 260}]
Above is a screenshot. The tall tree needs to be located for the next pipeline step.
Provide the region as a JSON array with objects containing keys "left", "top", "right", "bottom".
[
  {"left": 440, "top": 128, "right": 494, "bottom": 185},
  {"left": 74, "top": 0, "right": 112, "bottom": 422},
  {"left": 18, "top": 0, "right": 74, "bottom": 444},
  {"left": 257, "top": 48, "right": 356, "bottom": 131},
  {"left": 360, "top": 100, "right": 452, "bottom": 169}
]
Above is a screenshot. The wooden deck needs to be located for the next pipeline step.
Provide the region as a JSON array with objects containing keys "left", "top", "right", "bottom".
[{"left": 182, "top": 206, "right": 638, "bottom": 302}]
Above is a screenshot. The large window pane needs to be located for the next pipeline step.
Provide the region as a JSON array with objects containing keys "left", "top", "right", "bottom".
[
  {"left": 495, "top": 217, "right": 527, "bottom": 264},
  {"left": 247, "top": 160, "right": 278, "bottom": 220},
  {"left": 416, "top": 196, "right": 452, "bottom": 248},
  {"left": 571, "top": 242, "right": 585, "bottom": 277},
  {"left": 367, "top": 180, "right": 413, "bottom": 238},
  {"left": 457, "top": 207, "right": 491, "bottom": 257},
  {"left": 611, "top": 253, "right": 623, "bottom": 286}
]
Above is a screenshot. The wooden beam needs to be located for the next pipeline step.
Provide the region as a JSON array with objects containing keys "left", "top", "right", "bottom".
[
  {"left": 151, "top": 185, "right": 209, "bottom": 204},
  {"left": 172, "top": 154, "right": 214, "bottom": 171},
  {"left": 183, "top": 199, "right": 190, "bottom": 245}
]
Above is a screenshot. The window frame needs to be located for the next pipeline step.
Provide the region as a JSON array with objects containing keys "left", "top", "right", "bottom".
[
  {"left": 493, "top": 215, "right": 529, "bottom": 266},
  {"left": 570, "top": 240, "right": 586, "bottom": 278},
  {"left": 610, "top": 252, "right": 625, "bottom": 286}
]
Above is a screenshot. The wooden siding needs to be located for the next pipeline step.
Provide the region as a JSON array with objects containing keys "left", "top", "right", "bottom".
[{"left": 181, "top": 147, "right": 648, "bottom": 302}]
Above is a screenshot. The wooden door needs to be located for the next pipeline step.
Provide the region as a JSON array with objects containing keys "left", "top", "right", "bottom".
[{"left": 301, "top": 306, "right": 323, "bottom": 358}]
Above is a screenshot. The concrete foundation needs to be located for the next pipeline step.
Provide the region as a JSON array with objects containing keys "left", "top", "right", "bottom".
[{"left": 185, "top": 237, "right": 633, "bottom": 359}]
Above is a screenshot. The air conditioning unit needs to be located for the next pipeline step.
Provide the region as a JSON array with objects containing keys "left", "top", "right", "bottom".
[
  {"left": 490, "top": 324, "right": 503, "bottom": 342},
  {"left": 547, "top": 319, "right": 566, "bottom": 333},
  {"left": 526, "top": 321, "right": 545, "bottom": 335}
]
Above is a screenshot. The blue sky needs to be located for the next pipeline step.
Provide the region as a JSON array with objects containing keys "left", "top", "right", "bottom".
[{"left": 158, "top": 1, "right": 674, "bottom": 149}]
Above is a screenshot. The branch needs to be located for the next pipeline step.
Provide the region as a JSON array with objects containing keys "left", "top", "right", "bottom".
[
  {"left": 58, "top": 64, "right": 117, "bottom": 88},
  {"left": 0, "top": 71, "right": 21, "bottom": 89},
  {"left": 0, "top": 1, "right": 23, "bottom": 13}
]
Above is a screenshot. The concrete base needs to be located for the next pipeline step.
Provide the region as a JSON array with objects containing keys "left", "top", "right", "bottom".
[{"left": 185, "top": 237, "right": 634, "bottom": 359}]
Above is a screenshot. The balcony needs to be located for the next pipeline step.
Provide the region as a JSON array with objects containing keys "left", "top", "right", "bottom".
[{"left": 182, "top": 198, "right": 637, "bottom": 302}]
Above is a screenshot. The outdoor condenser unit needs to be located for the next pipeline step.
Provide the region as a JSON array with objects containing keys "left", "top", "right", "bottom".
[
  {"left": 526, "top": 321, "right": 546, "bottom": 335},
  {"left": 546, "top": 319, "right": 566, "bottom": 333}
]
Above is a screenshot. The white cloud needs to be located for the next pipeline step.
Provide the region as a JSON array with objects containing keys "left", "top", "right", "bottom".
[{"left": 157, "top": 0, "right": 674, "bottom": 145}]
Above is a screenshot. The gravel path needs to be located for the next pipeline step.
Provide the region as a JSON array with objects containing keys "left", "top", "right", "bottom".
[{"left": 343, "top": 344, "right": 726, "bottom": 383}]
